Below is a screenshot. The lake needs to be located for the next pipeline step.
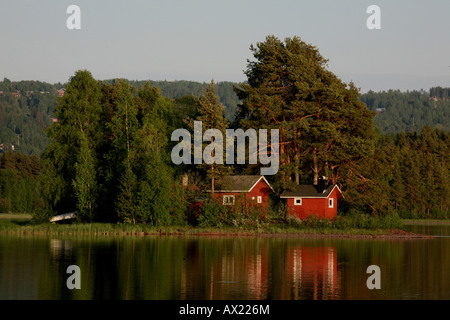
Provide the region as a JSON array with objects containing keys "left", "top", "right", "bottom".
[{"left": 0, "top": 223, "right": 449, "bottom": 300}]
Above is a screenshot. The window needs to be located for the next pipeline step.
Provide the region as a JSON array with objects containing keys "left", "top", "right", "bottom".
[
  {"left": 257, "top": 196, "right": 262, "bottom": 204},
  {"left": 329, "top": 198, "right": 334, "bottom": 208},
  {"left": 223, "top": 195, "right": 235, "bottom": 205},
  {"left": 294, "top": 198, "right": 302, "bottom": 206}
]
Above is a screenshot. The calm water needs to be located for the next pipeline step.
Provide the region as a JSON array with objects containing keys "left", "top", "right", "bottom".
[{"left": 0, "top": 224, "right": 449, "bottom": 300}]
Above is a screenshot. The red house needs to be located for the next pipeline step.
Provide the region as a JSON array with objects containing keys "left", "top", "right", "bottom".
[
  {"left": 208, "top": 175, "right": 274, "bottom": 211},
  {"left": 281, "top": 183, "right": 343, "bottom": 220}
]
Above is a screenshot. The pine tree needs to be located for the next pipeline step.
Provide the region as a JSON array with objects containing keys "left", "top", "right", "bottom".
[
  {"left": 188, "top": 80, "right": 230, "bottom": 195},
  {"left": 234, "top": 35, "right": 375, "bottom": 189}
]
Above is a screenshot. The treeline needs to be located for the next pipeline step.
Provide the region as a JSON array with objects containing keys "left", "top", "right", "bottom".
[
  {"left": 107, "top": 79, "right": 241, "bottom": 121},
  {"left": 38, "top": 72, "right": 198, "bottom": 224},
  {"left": 0, "top": 79, "right": 449, "bottom": 158},
  {"left": 0, "top": 79, "right": 241, "bottom": 157},
  {"left": 0, "top": 36, "right": 448, "bottom": 223},
  {"left": 343, "top": 126, "right": 449, "bottom": 218},
  {"left": 429, "top": 86, "right": 450, "bottom": 99},
  {"left": 0, "top": 152, "right": 41, "bottom": 213},
  {"left": 0, "top": 78, "right": 62, "bottom": 94},
  {"left": 360, "top": 89, "right": 450, "bottom": 133},
  {"left": 0, "top": 76, "right": 448, "bottom": 219}
]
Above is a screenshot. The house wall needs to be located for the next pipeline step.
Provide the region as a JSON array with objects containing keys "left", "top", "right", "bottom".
[
  {"left": 287, "top": 187, "right": 340, "bottom": 220},
  {"left": 245, "top": 179, "right": 272, "bottom": 211},
  {"left": 212, "top": 179, "right": 272, "bottom": 212}
]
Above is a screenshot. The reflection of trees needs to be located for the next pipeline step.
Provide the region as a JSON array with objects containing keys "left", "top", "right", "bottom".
[{"left": 4, "top": 235, "right": 447, "bottom": 300}]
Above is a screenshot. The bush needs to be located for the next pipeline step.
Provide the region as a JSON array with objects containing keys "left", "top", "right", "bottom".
[
  {"left": 32, "top": 208, "right": 54, "bottom": 224},
  {"left": 302, "top": 215, "right": 333, "bottom": 228},
  {"left": 337, "top": 209, "right": 402, "bottom": 229},
  {"left": 198, "top": 199, "right": 230, "bottom": 228}
]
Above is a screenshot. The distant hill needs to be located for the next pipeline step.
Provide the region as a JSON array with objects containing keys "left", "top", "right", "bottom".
[
  {"left": 0, "top": 77, "right": 448, "bottom": 156},
  {"left": 0, "top": 79, "right": 62, "bottom": 155},
  {"left": 360, "top": 88, "right": 450, "bottom": 134}
]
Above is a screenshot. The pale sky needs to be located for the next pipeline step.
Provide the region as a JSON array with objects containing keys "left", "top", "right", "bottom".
[{"left": 1, "top": 0, "right": 449, "bottom": 92}]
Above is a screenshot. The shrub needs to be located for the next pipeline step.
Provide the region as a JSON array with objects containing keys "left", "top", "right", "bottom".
[
  {"left": 32, "top": 208, "right": 54, "bottom": 224},
  {"left": 198, "top": 199, "right": 230, "bottom": 228},
  {"left": 338, "top": 209, "right": 402, "bottom": 229}
]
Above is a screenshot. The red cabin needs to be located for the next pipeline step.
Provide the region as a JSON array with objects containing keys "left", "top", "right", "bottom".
[
  {"left": 281, "top": 183, "right": 343, "bottom": 220},
  {"left": 208, "top": 175, "right": 274, "bottom": 211}
]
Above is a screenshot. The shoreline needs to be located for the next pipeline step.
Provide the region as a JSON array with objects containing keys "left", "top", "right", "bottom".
[
  {"left": 0, "top": 216, "right": 445, "bottom": 239},
  {"left": 139, "top": 227, "right": 435, "bottom": 239},
  {"left": 0, "top": 224, "right": 435, "bottom": 239}
]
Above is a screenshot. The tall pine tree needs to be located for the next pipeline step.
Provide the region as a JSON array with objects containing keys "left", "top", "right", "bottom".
[
  {"left": 187, "top": 80, "right": 230, "bottom": 195},
  {"left": 234, "top": 35, "right": 375, "bottom": 190}
]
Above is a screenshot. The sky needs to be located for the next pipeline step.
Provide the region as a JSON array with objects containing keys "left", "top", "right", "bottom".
[{"left": 1, "top": 0, "right": 450, "bottom": 93}]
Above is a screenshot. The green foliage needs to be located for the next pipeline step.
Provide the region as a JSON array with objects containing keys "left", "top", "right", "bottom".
[
  {"left": 0, "top": 37, "right": 448, "bottom": 227},
  {"left": 360, "top": 89, "right": 450, "bottom": 133},
  {"left": 116, "top": 79, "right": 241, "bottom": 121},
  {"left": 38, "top": 70, "right": 189, "bottom": 225},
  {"left": 31, "top": 207, "right": 54, "bottom": 224},
  {"left": 1, "top": 78, "right": 448, "bottom": 159},
  {"left": 0, "top": 152, "right": 41, "bottom": 214},
  {"left": 234, "top": 35, "right": 376, "bottom": 189},
  {"left": 72, "top": 135, "right": 97, "bottom": 222},
  {"left": 198, "top": 198, "right": 230, "bottom": 228},
  {"left": 337, "top": 210, "right": 402, "bottom": 229},
  {"left": 283, "top": 210, "right": 402, "bottom": 230},
  {"left": 342, "top": 126, "right": 449, "bottom": 218},
  {"left": 185, "top": 80, "right": 232, "bottom": 194}
]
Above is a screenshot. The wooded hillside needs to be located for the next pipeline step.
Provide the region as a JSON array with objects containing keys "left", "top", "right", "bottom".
[{"left": 0, "top": 78, "right": 448, "bottom": 157}]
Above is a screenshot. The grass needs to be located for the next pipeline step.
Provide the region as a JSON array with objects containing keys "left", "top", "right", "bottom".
[
  {"left": 0, "top": 216, "right": 407, "bottom": 238},
  {"left": 0, "top": 213, "right": 33, "bottom": 220},
  {"left": 0, "top": 211, "right": 438, "bottom": 238},
  {"left": 0, "top": 221, "right": 393, "bottom": 237},
  {"left": 401, "top": 219, "right": 450, "bottom": 225}
]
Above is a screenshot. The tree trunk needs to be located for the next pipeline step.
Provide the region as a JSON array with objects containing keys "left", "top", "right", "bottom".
[
  {"left": 211, "top": 135, "right": 215, "bottom": 196},
  {"left": 313, "top": 147, "right": 319, "bottom": 185},
  {"left": 211, "top": 163, "right": 215, "bottom": 195}
]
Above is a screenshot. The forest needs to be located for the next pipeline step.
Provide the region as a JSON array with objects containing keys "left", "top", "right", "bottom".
[
  {"left": 360, "top": 89, "right": 450, "bottom": 133},
  {"left": 0, "top": 79, "right": 448, "bottom": 158},
  {"left": 0, "top": 36, "right": 448, "bottom": 224}
]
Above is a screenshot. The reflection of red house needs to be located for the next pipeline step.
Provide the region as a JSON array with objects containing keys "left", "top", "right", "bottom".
[
  {"left": 287, "top": 246, "right": 338, "bottom": 299},
  {"left": 244, "top": 248, "right": 268, "bottom": 299},
  {"left": 208, "top": 175, "right": 273, "bottom": 211},
  {"left": 281, "top": 183, "right": 343, "bottom": 220}
]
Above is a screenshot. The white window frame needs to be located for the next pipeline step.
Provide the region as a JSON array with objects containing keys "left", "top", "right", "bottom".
[
  {"left": 223, "top": 195, "right": 235, "bottom": 205},
  {"left": 328, "top": 198, "right": 334, "bottom": 208},
  {"left": 294, "top": 198, "right": 302, "bottom": 206},
  {"left": 257, "top": 196, "right": 262, "bottom": 204}
]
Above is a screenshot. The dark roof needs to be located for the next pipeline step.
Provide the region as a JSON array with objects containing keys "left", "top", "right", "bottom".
[
  {"left": 208, "top": 175, "right": 273, "bottom": 192},
  {"left": 280, "top": 184, "right": 342, "bottom": 198}
]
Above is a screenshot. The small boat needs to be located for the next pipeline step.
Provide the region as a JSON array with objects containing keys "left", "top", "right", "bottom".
[{"left": 50, "top": 212, "right": 77, "bottom": 223}]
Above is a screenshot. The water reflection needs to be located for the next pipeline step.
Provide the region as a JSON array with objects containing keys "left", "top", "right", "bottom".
[
  {"left": 287, "top": 246, "right": 339, "bottom": 300},
  {"left": 1, "top": 230, "right": 449, "bottom": 300},
  {"left": 177, "top": 238, "right": 339, "bottom": 300},
  {"left": 50, "top": 239, "right": 73, "bottom": 259}
]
